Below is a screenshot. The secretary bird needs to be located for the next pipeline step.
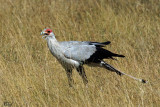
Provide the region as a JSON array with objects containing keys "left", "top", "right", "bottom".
[{"left": 41, "top": 28, "right": 146, "bottom": 87}]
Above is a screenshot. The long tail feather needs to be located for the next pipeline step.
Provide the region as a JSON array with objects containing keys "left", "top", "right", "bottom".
[{"left": 100, "top": 61, "right": 147, "bottom": 83}]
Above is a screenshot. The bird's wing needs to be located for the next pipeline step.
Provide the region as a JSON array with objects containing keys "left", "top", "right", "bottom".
[
  {"left": 59, "top": 41, "right": 111, "bottom": 49},
  {"left": 88, "top": 41, "right": 111, "bottom": 47},
  {"left": 59, "top": 41, "right": 88, "bottom": 49},
  {"left": 63, "top": 45, "right": 96, "bottom": 62}
]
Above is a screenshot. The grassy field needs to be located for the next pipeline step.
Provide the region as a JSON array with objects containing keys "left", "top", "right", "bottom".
[{"left": 0, "top": 0, "right": 160, "bottom": 106}]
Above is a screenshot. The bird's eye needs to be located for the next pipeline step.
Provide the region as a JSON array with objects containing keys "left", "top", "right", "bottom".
[{"left": 47, "top": 31, "right": 50, "bottom": 33}]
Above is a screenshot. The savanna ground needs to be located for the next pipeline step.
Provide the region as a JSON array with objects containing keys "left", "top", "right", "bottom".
[{"left": 0, "top": 0, "right": 160, "bottom": 106}]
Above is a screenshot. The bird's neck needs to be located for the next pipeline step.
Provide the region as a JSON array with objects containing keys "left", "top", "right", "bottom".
[
  {"left": 46, "top": 35, "right": 59, "bottom": 47},
  {"left": 46, "top": 35, "right": 62, "bottom": 58},
  {"left": 47, "top": 35, "right": 57, "bottom": 41}
]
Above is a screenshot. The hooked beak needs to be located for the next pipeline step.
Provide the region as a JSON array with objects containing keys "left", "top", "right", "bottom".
[
  {"left": 40, "top": 31, "right": 44, "bottom": 35},
  {"left": 41, "top": 31, "right": 48, "bottom": 39}
]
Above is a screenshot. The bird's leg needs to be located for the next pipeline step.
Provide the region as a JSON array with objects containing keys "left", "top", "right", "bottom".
[
  {"left": 76, "top": 66, "right": 88, "bottom": 85},
  {"left": 100, "top": 60, "right": 124, "bottom": 76},
  {"left": 66, "top": 70, "right": 74, "bottom": 87}
]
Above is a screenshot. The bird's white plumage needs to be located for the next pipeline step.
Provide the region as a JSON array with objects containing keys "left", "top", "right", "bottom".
[
  {"left": 46, "top": 36, "right": 80, "bottom": 69},
  {"left": 64, "top": 45, "right": 96, "bottom": 62}
]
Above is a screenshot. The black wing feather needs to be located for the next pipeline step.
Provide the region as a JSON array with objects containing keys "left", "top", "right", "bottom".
[
  {"left": 89, "top": 41, "right": 111, "bottom": 47},
  {"left": 86, "top": 47, "right": 125, "bottom": 63}
]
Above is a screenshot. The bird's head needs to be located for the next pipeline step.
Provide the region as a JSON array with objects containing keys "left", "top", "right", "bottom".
[{"left": 41, "top": 28, "right": 55, "bottom": 39}]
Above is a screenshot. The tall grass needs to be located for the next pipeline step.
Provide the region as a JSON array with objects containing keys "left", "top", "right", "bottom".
[{"left": 0, "top": 0, "right": 160, "bottom": 106}]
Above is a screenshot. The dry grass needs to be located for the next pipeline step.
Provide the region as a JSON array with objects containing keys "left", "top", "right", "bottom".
[{"left": 0, "top": 0, "right": 160, "bottom": 106}]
